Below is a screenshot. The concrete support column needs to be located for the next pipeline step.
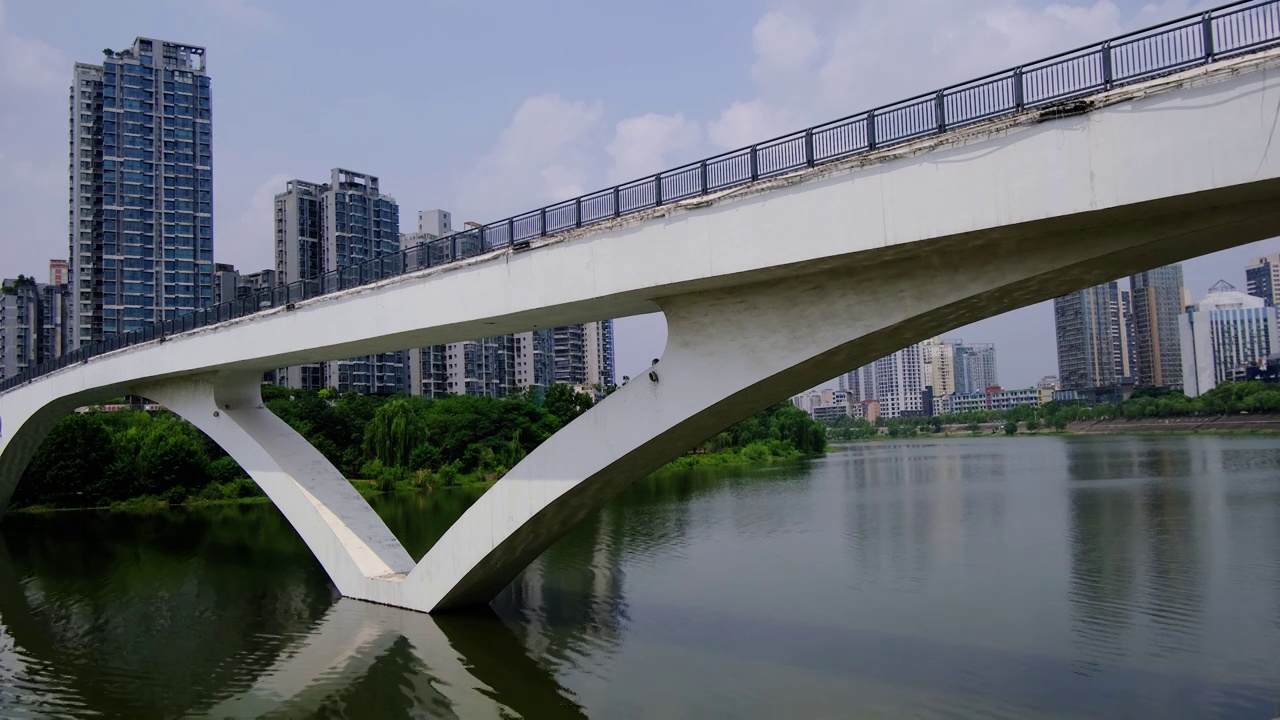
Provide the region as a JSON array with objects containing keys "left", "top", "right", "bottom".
[{"left": 134, "top": 372, "right": 415, "bottom": 598}]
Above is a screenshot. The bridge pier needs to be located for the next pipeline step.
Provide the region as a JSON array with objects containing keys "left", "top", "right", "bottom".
[{"left": 134, "top": 373, "right": 417, "bottom": 603}]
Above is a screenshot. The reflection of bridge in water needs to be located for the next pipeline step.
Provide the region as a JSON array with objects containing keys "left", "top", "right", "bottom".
[
  {"left": 0, "top": 524, "right": 589, "bottom": 718},
  {"left": 3, "top": 2, "right": 1280, "bottom": 614}
]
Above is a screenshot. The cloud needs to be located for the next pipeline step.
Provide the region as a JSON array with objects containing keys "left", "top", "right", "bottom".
[
  {"left": 606, "top": 113, "right": 701, "bottom": 184},
  {"left": 0, "top": 0, "right": 68, "bottom": 92},
  {"left": 218, "top": 173, "right": 291, "bottom": 272},
  {"left": 458, "top": 94, "right": 605, "bottom": 219},
  {"left": 708, "top": 0, "right": 1205, "bottom": 150},
  {"left": 207, "top": 0, "right": 281, "bottom": 33}
]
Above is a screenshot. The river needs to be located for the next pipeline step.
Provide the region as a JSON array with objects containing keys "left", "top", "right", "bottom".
[{"left": 1, "top": 435, "right": 1278, "bottom": 718}]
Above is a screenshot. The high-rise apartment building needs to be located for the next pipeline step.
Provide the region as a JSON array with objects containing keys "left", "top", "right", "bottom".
[
  {"left": 69, "top": 38, "right": 213, "bottom": 349},
  {"left": 1130, "top": 264, "right": 1189, "bottom": 388},
  {"left": 405, "top": 208, "right": 615, "bottom": 399},
  {"left": 274, "top": 169, "right": 404, "bottom": 394},
  {"left": 953, "top": 342, "right": 998, "bottom": 394},
  {"left": 921, "top": 336, "right": 958, "bottom": 396},
  {"left": 838, "top": 364, "right": 878, "bottom": 402},
  {"left": 1, "top": 278, "right": 41, "bottom": 380},
  {"left": 1179, "top": 280, "right": 1279, "bottom": 396},
  {"left": 873, "top": 342, "right": 924, "bottom": 418},
  {"left": 584, "top": 319, "right": 616, "bottom": 388},
  {"left": 1054, "top": 281, "right": 1132, "bottom": 392},
  {"left": 1246, "top": 253, "right": 1280, "bottom": 307},
  {"left": 1, "top": 276, "right": 68, "bottom": 379}
]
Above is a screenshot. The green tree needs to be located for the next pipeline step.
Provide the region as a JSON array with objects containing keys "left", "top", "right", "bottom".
[
  {"left": 543, "top": 384, "right": 594, "bottom": 426},
  {"left": 17, "top": 413, "right": 115, "bottom": 507},
  {"left": 363, "top": 398, "right": 427, "bottom": 468},
  {"left": 1003, "top": 420, "right": 1018, "bottom": 436}
]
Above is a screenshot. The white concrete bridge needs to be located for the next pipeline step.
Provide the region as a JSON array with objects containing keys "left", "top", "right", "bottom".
[{"left": 2, "top": 4, "right": 1280, "bottom": 612}]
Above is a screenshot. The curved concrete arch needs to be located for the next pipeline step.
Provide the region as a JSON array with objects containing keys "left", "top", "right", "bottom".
[
  {"left": 0, "top": 372, "right": 415, "bottom": 599},
  {"left": 406, "top": 190, "right": 1280, "bottom": 611}
]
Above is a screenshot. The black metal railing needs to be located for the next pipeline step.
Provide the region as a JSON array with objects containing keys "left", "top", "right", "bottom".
[{"left": 3, "top": 0, "right": 1278, "bottom": 396}]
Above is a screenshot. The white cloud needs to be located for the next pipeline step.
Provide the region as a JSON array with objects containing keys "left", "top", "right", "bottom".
[
  {"left": 707, "top": 99, "right": 806, "bottom": 151},
  {"left": 458, "top": 94, "right": 605, "bottom": 219},
  {"left": 708, "top": 0, "right": 1206, "bottom": 151},
  {"left": 0, "top": 0, "right": 68, "bottom": 92},
  {"left": 218, "top": 173, "right": 291, "bottom": 272},
  {"left": 207, "top": 0, "right": 281, "bottom": 33},
  {"left": 606, "top": 113, "right": 701, "bottom": 184}
]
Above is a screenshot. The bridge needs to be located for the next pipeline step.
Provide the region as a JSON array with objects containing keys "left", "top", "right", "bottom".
[{"left": 2, "top": 1, "right": 1280, "bottom": 613}]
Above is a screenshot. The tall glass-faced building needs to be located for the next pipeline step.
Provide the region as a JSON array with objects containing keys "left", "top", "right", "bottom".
[{"left": 69, "top": 38, "right": 212, "bottom": 348}]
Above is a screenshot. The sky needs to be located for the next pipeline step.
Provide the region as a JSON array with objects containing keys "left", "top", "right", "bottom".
[{"left": 0, "top": 0, "right": 1275, "bottom": 389}]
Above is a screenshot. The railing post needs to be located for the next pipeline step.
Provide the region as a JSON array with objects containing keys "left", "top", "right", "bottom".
[
  {"left": 1100, "top": 41, "right": 1113, "bottom": 88},
  {"left": 1201, "top": 11, "right": 1215, "bottom": 62},
  {"left": 539, "top": 207, "right": 547, "bottom": 237},
  {"left": 866, "top": 111, "right": 877, "bottom": 150},
  {"left": 935, "top": 91, "right": 947, "bottom": 133},
  {"left": 749, "top": 146, "right": 758, "bottom": 181},
  {"left": 804, "top": 129, "right": 815, "bottom": 167},
  {"left": 654, "top": 173, "right": 663, "bottom": 205},
  {"left": 575, "top": 197, "right": 582, "bottom": 228},
  {"left": 613, "top": 186, "right": 621, "bottom": 217},
  {"left": 1013, "top": 68, "right": 1025, "bottom": 110},
  {"left": 507, "top": 218, "right": 515, "bottom": 246},
  {"left": 700, "top": 160, "right": 708, "bottom": 193}
]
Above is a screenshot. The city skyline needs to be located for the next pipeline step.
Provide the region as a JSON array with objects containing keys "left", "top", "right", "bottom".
[{"left": 2, "top": 0, "right": 1279, "bottom": 386}]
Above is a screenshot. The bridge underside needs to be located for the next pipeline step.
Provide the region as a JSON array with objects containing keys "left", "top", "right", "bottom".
[{"left": 1, "top": 51, "right": 1279, "bottom": 613}]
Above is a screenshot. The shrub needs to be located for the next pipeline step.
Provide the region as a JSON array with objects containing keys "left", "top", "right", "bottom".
[{"left": 436, "top": 461, "right": 461, "bottom": 488}]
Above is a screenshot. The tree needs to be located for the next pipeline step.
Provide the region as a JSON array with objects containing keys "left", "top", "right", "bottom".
[
  {"left": 363, "top": 398, "right": 428, "bottom": 469},
  {"left": 543, "top": 384, "right": 594, "bottom": 426},
  {"left": 17, "top": 413, "right": 115, "bottom": 507},
  {"left": 1003, "top": 420, "right": 1018, "bottom": 436}
]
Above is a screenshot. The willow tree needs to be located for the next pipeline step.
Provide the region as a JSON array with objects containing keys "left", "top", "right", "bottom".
[{"left": 363, "top": 398, "right": 428, "bottom": 469}]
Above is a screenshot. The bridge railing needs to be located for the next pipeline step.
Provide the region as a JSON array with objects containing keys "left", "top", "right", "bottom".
[{"left": 2, "top": 0, "right": 1278, "bottom": 396}]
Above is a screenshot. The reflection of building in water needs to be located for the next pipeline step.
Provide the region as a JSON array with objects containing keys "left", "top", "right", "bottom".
[
  {"left": 510, "top": 504, "right": 631, "bottom": 656},
  {"left": 1064, "top": 439, "right": 1206, "bottom": 673}
]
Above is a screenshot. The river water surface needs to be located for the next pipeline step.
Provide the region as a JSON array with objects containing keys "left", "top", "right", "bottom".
[{"left": 1, "top": 435, "right": 1278, "bottom": 718}]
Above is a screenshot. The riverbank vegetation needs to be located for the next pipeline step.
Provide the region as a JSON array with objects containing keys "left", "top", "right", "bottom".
[
  {"left": 12, "top": 385, "right": 827, "bottom": 512},
  {"left": 825, "top": 381, "right": 1280, "bottom": 441},
  {"left": 664, "top": 404, "right": 827, "bottom": 469}
]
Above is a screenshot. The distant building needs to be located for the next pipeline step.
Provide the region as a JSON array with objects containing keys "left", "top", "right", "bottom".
[
  {"left": 849, "top": 399, "right": 880, "bottom": 424},
  {"left": 406, "top": 208, "right": 614, "bottom": 399},
  {"left": 274, "top": 169, "right": 405, "bottom": 394},
  {"left": 838, "top": 363, "right": 877, "bottom": 402},
  {"left": 1, "top": 276, "right": 69, "bottom": 379},
  {"left": 874, "top": 342, "right": 924, "bottom": 418},
  {"left": 811, "top": 404, "right": 848, "bottom": 423},
  {"left": 1246, "top": 253, "right": 1280, "bottom": 307},
  {"left": 1130, "top": 264, "right": 1189, "bottom": 388},
  {"left": 921, "top": 337, "right": 958, "bottom": 397},
  {"left": 953, "top": 342, "right": 997, "bottom": 394},
  {"left": 213, "top": 263, "right": 277, "bottom": 306},
  {"left": 988, "top": 387, "right": 1040, "bottom": 411},
  {"left": 1179, "top": 280, "right": 1279, "bottom": 397},
  {"left": 48, "top": 259, "right": 68, "bottom": 286},
  {"left": 1054, "top": 281, "right": 1130, "bottom": 393},
  {"left": 933, "top": 386, "right": 1040, "bottom": 414}
]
